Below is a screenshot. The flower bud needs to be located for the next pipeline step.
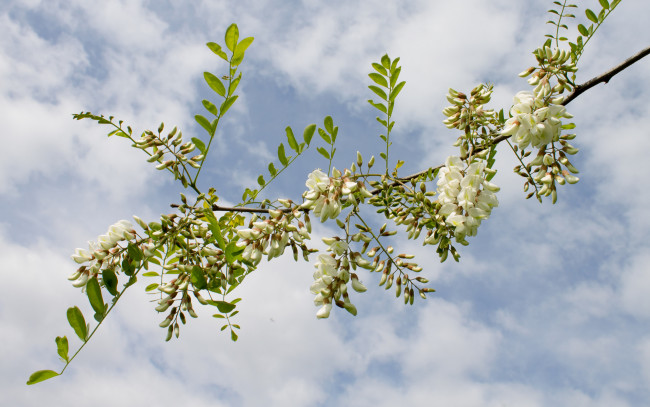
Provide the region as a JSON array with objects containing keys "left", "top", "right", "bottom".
[
  {"left": 316, "top": 303, "right": 332, "bottom": 319},
  {"left": 563, "top": 173, "right": 579, "bottom": 184},
  {"left": 351, "top": 274, "right": 367, "bottom": 292},
  {"left": 343, "top": 302, "right": 357, "bottom": 316},
  {"left": 71, "top": 272, "right": 89, "bottom": 288},
  {"left": 543, "top": 154, "right": 554, "bottom": 166},
  {"left": 159, "top": 316, "right": 173, "bottom": 328},
  {"left": 518, "top": 67, "right": 535, "bottom": 77}
]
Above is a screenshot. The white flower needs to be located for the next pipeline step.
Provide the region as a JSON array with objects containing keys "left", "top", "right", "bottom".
[
  {"left": 323, "top": 237, "right": 348, "bottom": 256},
  {"left": 434, "top": 156, "right": 499, "bottom": 242},
  {"left": 305, "top": 169, "right": 329, "bottom": 192},
  {"left": 71, "top": 248, "right": 93, "bottom": 264},
  {"left": 351, "top": 274, "right": 367, "bottom": 293},
  {"left": 502, "top": 91, "right": 572, "bottom": 149},
  {"left": 316, "top": 303, "right": 332, "bottom": 319}
]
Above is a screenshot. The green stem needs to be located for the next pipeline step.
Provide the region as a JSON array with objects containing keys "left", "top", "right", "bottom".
[
  {"left": 58, "top": 268, "right": 142, "bottom": 376},
  {"left": 554, "top": 0, "right": 568, "bottom": 48},
  {"left": 353, "top": 213, "right": 423, "bottom": 294}
]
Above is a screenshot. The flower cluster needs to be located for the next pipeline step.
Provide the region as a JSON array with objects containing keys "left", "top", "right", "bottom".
[
  {"left": 433, "top": 156, "right": 499, "bottom": 243},
  {"left": 300, "top": 168, "right": 373, "bottom": 222},
  {"left": 504, "top": 46, "right": 581, "bottom": 202},
  {"left": 69, "top": 220, "right": 138, "bottom": 287},
  {"left": 310, "top": 237, "right": 367, "bottom": 318},
  {"left": 501, "top": 91, "right": 573, "bottom": 149},
  {"left": 236, "top": 209, "right": 310, "bottom": 266},
  {"left": 443, "top": 84, "right": 495, "bottom": 132}
]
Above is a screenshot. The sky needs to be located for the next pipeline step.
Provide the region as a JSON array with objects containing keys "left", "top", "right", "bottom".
[{"left": 1, "top": 0, "right": 650, "bottom": 406}]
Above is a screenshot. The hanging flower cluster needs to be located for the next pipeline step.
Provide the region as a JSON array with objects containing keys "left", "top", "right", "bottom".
[
  {"left": 504, "top": 46, "right": 581, "bottom": 202},
  {"left": 434, "top": 156, "right": 499, "bottom": 243},
  {"left": 68, "top": 220, "right": 139, "bottom": 287},
  {"left": 300, "top": 168, "right": 373, "bottom": 222},
  {"left": 236, "top": 210, "right": 311, "bottom": 266},
  {"left": 501, "top": 91, "right": 573, "bottom": 149},
  {"left": 310, "top": 237, "right": 367, "bottom": 319}
]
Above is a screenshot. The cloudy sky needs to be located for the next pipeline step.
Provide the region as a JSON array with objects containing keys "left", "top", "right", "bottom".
[{"left": 2, "top": 0, "right": 650, "bottom": 406}]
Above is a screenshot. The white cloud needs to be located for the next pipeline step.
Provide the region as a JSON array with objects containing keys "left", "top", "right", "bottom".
[{"left": 3, "top": 0, "right": 650, "bottom": 406}]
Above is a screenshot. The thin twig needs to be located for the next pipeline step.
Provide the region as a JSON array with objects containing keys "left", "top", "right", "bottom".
[{"left": 562, "top": 45, "right": 650, "bottom": 106}]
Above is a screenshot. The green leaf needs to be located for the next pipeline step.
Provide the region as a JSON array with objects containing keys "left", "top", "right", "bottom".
[
  {"left": 303, "top": 124, "right": 316, "bottom": 145},
  {"left": 232, "top": 37, "right": 254, "bottom": 65},
  {"left": 368, "top": 85, "right": 387, "bottom": 101},
  {"left": 229, "top": 75, "right": 241, "bottom": 97},
  {"left": 225, "top": 241, "right": 244, "bottom": 264},
  {"left": 220, "top": 95, "right": 238, "bottom": 115},
  {"left": 191, "top": 266, "right": 207, "bottom": 290},
  {"left": 562, "top": 123, "right": 576, "bottom": 129},
  {"left": 204, "top": 72, "right": 226, "bottom": 97},
  {"left": 324, "top": 116, "right": 334, "bottom": 134},
  {"left": 368, "top": 100, "right": 387, "bottom": 114},
  {"left": 285, "top": 127, "right": 299, "bottom": 151},
  {"left": 86, "top": 277, "right": 105, "bottom": 316},
  {"left": 257, "top": 174, "right": 265, "bottom": 186},
  {"left": 231, "top": 330, "right": 238, "bottom": 341},
  {"left": 206, "top": 42, "right": 228, "bottom": 61},
  {"left": 585, "top": 8, "right": 598, "bottom": 23},
  {"left": 66, "top": 306, "right": 87, "bottom": 342},
  {"left": 204, "top": 210, "right": 227, "bottom": 254},
  {"left": 195, "top": 114, "right": 214, "bottom": 135},
  {"left": 577, "top": 24, "right": 589, "bottom": 36},
  {"left": 191, "top": 137, "right": 207, "bottom": 154},
  {"left": 599, "top": 0, "right": 610, "bottom": 8},
  {"left": 55, "top": 336, "right": 69, "bottom": 362},
  {"left": 127, "top": 243, "right": 143, "bottom": 262},
  {"left": 372, "top": 62, "right": 387, "bottom": 76},
  {"left": 268, "top": 162, "right": 277, "bottom": 176},
  {"left": 225, "top": 24, "right": 239, "bottom": 52},
  {"left": 145, "top": 283, "right": 159, "bottom": 292},
  {"left": 390, "top": 57, "right": 400, "bottom": 73},
  {"left": 380, "top": 54, "right": 391, "bottom": 69},
  {"left": 318, "top": 128, "right": 331, "bottom": 144},
  {"left": 390, "top": 81, "right": 406, "bottom": 101},
  {"left": 368, "top": 72, "right": 388, "bottom": 87},
  {"left": 278, "top": 143, "right": 288, "bottom": 166},
  {"left": 122, "top": 257, "right": 135, "bottom": 276},
  {"left": 211, "top": 300, "right": 236, "bottom": 313},
  {"left": 317, "top": 147, "right": 330, "bottom": 159},
  {"left": 102, "top": 268, "right": 119, "bottom": 296},
  {"left": 26, "top": 370, "right": 59, "bottom": 385},
  {"left": 202, "top": 99, "right": 220, "bottom": 117},
  {"left": 389, "top": 66, "right": 401, "bottom": 88}
]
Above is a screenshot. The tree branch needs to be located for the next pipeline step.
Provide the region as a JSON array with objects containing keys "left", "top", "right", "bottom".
[
  {"left": 562, "top": 45, "right": 650, "bottom": 106},
  {"left": 390, "top": 45, "right": 650, "bottom": 190}
]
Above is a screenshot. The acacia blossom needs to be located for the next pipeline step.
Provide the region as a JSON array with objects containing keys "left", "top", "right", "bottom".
[
  {"left": 69, "top": 220, "right": 137, "bottom": 288},
  {"left": 310, "top": 237, "right": 366, "bottom": 318},
  {"left": 501, "top": 91, "right": 573, "bottom": 149},
  {"left": 434, "top": 157, "right": 499, "bottom": 243},
  {"left": 300, "top": 168, "right": 372, "bottom": 222},
  {"left": 236, "top": 211, "right": 310, "bottom": 266}
]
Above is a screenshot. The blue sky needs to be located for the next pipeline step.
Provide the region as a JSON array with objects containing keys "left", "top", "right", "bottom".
[{"left": 2, "top": 1, "right": 650, "bottom": 406}]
